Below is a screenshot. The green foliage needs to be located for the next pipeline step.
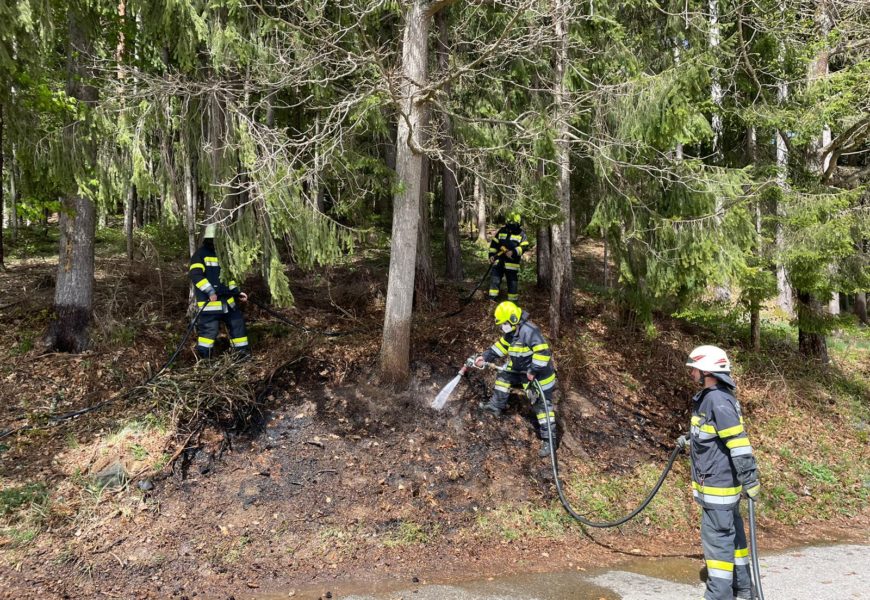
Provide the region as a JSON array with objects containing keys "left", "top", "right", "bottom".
[{"left": 0, "top": 483, "right": 48, "bottom": 518}]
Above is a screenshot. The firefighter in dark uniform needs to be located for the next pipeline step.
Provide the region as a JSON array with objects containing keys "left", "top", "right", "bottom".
[
  {"left": 188, "top": 225, "right": 250, "bottom": 359},
  {"left": 488, "top": 212, "right": 529, "bottom": 302},
  {"left": 472, "top": 301, "right": 557, "bottom": 457},
  {"left": 681, "top": 345, "right": 760, "bottom": 600}
]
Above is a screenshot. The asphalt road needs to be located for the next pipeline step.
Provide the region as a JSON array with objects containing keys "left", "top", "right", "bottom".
[{"left": 333, "top": 544, "right": 868, "bottom": 600}]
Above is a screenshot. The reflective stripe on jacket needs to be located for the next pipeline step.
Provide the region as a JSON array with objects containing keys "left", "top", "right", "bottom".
[
  {"left": 188, "top": 245, "right": 241, "bottom": 309},
  {"left": 482, "top": 311, "right": 556, "bottom": 390},
  {"left": 488, "top": 225, "right": 529, "bottom": 270},
  {"left": 689, "top": 383, "right": 757, "bottom": 509}
]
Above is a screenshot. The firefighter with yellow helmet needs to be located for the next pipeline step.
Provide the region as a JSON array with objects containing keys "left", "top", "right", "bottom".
[
  {"left": 472, "top": 301, "right": 556, "bottom": 457},
  {"left": 488, "top": 212, "right": 529, "bottom": 302}
]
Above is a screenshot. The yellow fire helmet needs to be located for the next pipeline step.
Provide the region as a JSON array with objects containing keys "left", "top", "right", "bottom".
[
  {"left": 506, "top": 211, "right": 521, "bottom": 225},
  {"left": 493, "top": 301, "right": 522, "bottom": 326}
]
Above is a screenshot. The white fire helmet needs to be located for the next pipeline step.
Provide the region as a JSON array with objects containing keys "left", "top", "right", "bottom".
[{"left": 685, "top": 345, "right": 731, "bottom": 373}]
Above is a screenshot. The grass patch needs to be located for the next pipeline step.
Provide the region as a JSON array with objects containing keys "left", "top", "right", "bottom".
[
  {"left": 0, "top": 483, "right": 49, "bottom": 517},
  {"left": 382, "top": 520, "right": 438, "bottom": 547},
  {"left": 0, "top": 482, "right": 50, "bottom": 547},
  {"left": 475, "top": 503, "right": 575, "bottom": 541}
]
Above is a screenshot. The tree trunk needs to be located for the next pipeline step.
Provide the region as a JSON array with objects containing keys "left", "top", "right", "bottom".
[
  {"left": 549, "top": 0, "right": 573, "bottom": 338},
  {"left": 748, "top": 126, "right": 761, "bottom": 351},
  {"left": 46, "top": 196, "right": 96, "bottom": 352},
  {"left": 124, "top": 184, "right": 136, "bottom": 260},
  {"left": 414, "top": 154, "right": 436, "bottom": 308},
  {"left": 437, "top": 10, "right": 463, "bottom": 281},
  {"left": 10, "top": 144, "right": 17, "bottom": 243},
  {"left": 380, "top": 0, "right": 429, "bottom": 382},
  {"left": 709, "top": 0, "right": 723, "bottom": 161},
  {"left": 828, "top": 292, "right": 840, "bottom": 316},
  {"left": 602, "top": 230, "right": 609, "bottom": 289},
  {"left": 797, "top": 291, "right": 829, "bottom": 363},
  {"left": 0, "top": 103, "right": 5, "bottom": 269},
  {"left": 474, "top": 175, "right": 487, "bottom": 245},
  {"left": 855, "top": 292, "right": 868, "bottom": 326},
  {"left": 185, "top": 155, "right": 197, "bottom": 256},
  {"left": 775, "top": 0, "right": 794, "bottom": 317},
  {"left": 46, "top": 7, "right": 98, "bottom": 353},
  {"left": 537, "top": 226, "right": 551, "bottom": 289}
]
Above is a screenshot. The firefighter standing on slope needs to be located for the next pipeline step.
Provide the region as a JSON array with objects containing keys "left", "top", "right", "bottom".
[
  {"left": 488, "top": 212, "right": 529, "bottom": 302},
  {"left": 680, "top": 345, "right": 760, "bottom": 600},
  {"left": 188, "top": 224, "right": 251, "bottom": 359},
  {"left": 472, "top": 301, "right": 557, "bottom": 457}
]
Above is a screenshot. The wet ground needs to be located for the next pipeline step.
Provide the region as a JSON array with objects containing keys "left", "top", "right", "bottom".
[{"left": 259, "top": 543, "right": 869, "bottom": 600}]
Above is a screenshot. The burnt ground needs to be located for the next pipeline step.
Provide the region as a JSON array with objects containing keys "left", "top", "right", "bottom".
[{"left": 1, "top": 238, "right": 868, "bottom": 599}]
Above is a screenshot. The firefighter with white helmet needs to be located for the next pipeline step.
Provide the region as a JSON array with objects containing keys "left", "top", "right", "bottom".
[{"left": 683, "top": 345, "right": 760, "bottom": 600}]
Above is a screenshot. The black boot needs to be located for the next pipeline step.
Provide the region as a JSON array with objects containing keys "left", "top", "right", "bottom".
[{"left": 478, "top": 401, "right": 502, "bottom": 417}]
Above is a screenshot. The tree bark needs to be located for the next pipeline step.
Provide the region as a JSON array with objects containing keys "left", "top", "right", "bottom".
[
  {"left": 797, "top": 290, "right": 829, "bottom": 363},
  {"left": 437, "top": 10, "right": 463, "bottom": 281},
  {"left": 748, "top": 126, "right": 761, "bottom": 350},
  {"left": 47, "top": 7, "right": 98, "bottom": 352},
  {"left": 855, "top": 291, "right": 868, "bottom": 326},
  {"left": 774, "top": 0, "right": 794, "bottom": 317},
  {"left": 184, "top": 154, "right": 197, "bottom": 256},
  {"left": 537, "top": 226, "right": 551, "bottom": 289},
  {"left": 474, "top": 175, "right": 487, "bottom": 245},
  {"left": 380, "top": 0, "right": 429, "bottom": 382},
  {"left": 124, "top": 184, "right": 136, "bottom": 261},
  {"left": 0, "top": 103, "right": 5, "bottom": 269},
  {"left": 414, "top": 153, "right": 436, "bottom": 307},
  {"left": 709, "top": 0, "right": 723, "bottom": 161},
  {"left": 46, "top": 196, "right": 96, "bottom": 352},
  {"left": 549, "top": 0, "right": 573, "bottom": 338},
  {"left": 10, "top": 144, "right": 17, "bottom": 243}
]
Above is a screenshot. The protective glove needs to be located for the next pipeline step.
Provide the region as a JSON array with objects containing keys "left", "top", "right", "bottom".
[
  {"left": 676, "top": 434, "right": 690, "bottom": 451},
  {"left": 743, "top": 480, "right": 761, "bottom": 500},
  {"left": 474, "top": 355, "right": 485, "bottom": 368},
  {"left": 209, "top": 293, "right": 218, "bottom": 302}
]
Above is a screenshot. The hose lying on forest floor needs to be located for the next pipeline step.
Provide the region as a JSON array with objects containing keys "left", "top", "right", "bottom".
[
  {"left": 0, "top": 305, "right": 205, "bottom": 440},
  {"left": 439, "top": 262, "right": 496, "bottom": 319},
  {"left": 249, "top": 297, "right": 368, "bottom": 337},
  {"left": 470, "top": 361, "right": 681, "bottom": 528}
]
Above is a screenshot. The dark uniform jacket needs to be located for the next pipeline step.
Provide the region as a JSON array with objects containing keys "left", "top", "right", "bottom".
[
  {"left": 690, "top": 377, "right": 759, "bottom": 509},
  {"left": 482, "top": 311, "right": 556, "bottom": 391},
  {"left": 188, "top": 242, "right": 240, "bottom": 313},
  {"left": 488, "top": 224, "right": 529, "bottom": 271}
]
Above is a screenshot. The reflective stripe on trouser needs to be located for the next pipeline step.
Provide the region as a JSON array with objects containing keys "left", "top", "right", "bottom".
[
  {"left": 701, "top": 504, "right": 752, "bottom": 600},
  {"left": 531, "top": 387, "right": 556, "bottom": 440},
  {"left": 196, "top": 313, "right": 221, "bottom": 358},
  {"left": 195, "top": 309, "right": 250, "bottom": 358},
  {"left": 488, "top": 370, "right": 556, "bottom": 441},
  {"left": 489, "top": 262, "right": 518, "bottom": 300}
]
